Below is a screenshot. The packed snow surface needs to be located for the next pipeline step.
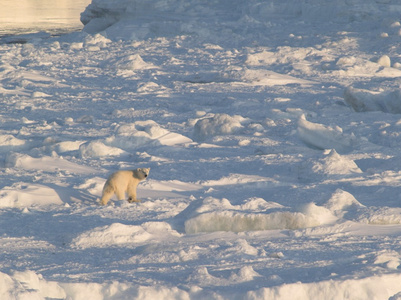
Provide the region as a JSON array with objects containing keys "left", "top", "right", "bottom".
[{"left": 2, "top": 0, "right": 401, "bottom": 299}]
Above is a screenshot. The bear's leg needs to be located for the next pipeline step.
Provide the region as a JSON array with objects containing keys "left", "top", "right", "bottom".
[
  {"left": 115, "top": 189, "right": 126, "bottom": 201},
  {"left": 100, "top": 185, "right": 114, "bottom": 206},
  {"left": 127, "top": 184, "right": 140, "bottom": 203}
]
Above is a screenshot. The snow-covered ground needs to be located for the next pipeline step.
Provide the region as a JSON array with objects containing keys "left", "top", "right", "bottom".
[{"left": 2, "top": 0, "right": 401, "bottom": 299}]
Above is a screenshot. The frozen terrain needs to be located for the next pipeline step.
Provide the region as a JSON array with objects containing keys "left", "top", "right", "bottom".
[{"left": 1, "top": 0, "right": 401, "bottom": 299}]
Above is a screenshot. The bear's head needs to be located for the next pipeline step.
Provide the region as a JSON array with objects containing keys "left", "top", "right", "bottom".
[{"left": 137, "top": 168, "right": 150, "bottom": 180}]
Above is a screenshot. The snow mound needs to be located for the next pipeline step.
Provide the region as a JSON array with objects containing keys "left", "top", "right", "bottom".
[
  {"left": 247, "top": 273, "right": 401, "bottom": 300},
  {"left": 111, "top": 54, "right": 157, "bottom": 71},
  {"left": 72, "top": 222, "right": 181, "bottom": 249},
  {"left": 193, "top": 114, "right": 245, "bottom": 142},
  {"left": 245, "top": 50, "right": 277, "bottom": 66},
  {"left": 0, "top": 270, "right": 65, "bottom": 300},
  {"left": 185, "top": 197, "right": 337, "bottom": 234},
  {"left": 374, "top": 251, "right": 400, "bottom": 270},
  {"left": 0, "top": 134, "right": 29, "bottom": 153},
  {"left": 298, "top": 150, "right": 362, "bottom": 181},
  {"left": 6, "top": 153, "right": 97, "bottom": 174},
  {"left": 188, "top": 264, "right": 262, "bottom": 286},
  {"left": 201, "top": 174, "right": 277, "bottom": 187},
  {"left": 106, "top": 120, "right": 192, "bottom": 150},
  {"left": 312, "top": 150, "right": 362, "bottom": 175},
  {"left": 75, "top": 177, "right": 105, "bottom": 196},
  {"left": 1, "top": 269, "right": 192, "bottom": 300},
  {"left": 4, "top": 269, "right": 401, "bottom": 300},
  {"left": 194, "top": 197, "right": 284, "bottom": 214},
  {"left": 230, "top": 266, "right": 262, "bottom": 282},
  {"left": 324, "top": 189, "right": 364, "bottom": 218},
  {"left": 79, "top": 141, "right": 126, "bottom": 158},
  {"left": 377, "top": 55, "right": 391, "bottom": 67},
  {"left": 297, "top": 114, "right": 356, "bottom": 153},
  {"left": 334, "top": 55, "right": 401, "bottom": 78},
  {"left": 243, "top": 69, "right": 315, "bottom": 86},
  {"left": 356, "top": 207, "right": 401, "bottom": 225},
  {"left": 323, "top": 190, "right": 401, "bottom": 225},
  {"left": 0, "top": 183, "right": 63, "bottom": 208},
  {"left": 63, "top": 283, "right": 189, "bottom": 300},
  {"left": 187, "top": 266, "right": 223, "bottom": 286},
  {"left": 72, "top": 223, "right": 152, "bottom": 249},
  {"left": 344, "top": 86, "right": 401, "bottom": 114},
  {"left": 143, "top": 179, "right": 201, "bottom": 192},
  {"left": 53, "top": 140, "right": 85, "bottom": 154},
  {"left": 84, "top": 33, "right": 112, "bottom": 47}
]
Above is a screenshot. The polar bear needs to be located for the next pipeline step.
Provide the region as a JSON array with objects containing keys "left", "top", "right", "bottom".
[{"left": 100, "top": 168, "right": 150, "bottom": 205}]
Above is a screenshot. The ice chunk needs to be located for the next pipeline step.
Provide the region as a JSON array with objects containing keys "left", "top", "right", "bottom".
[
  {"left": 113, "top": 54, "right": 157, "bottom": 71},
  {"left": 185, "top": 197, "right": 337, "bottom": 234},
  {"left": 377, "top": 55, "right": 391, "bottom": 67},
  {"left": 79, "top": 141, "right": 126, "bottom": 158},
  {"left": 344, "top": 86, "right": 401, "bottom": 114},
  {"left": 298, "top": 150, "right": 362, "bottom": 182},
  {"left": 297, "top": 115, "right": 356, "bottom": 152},
  {"left": 193, "top": 114, "right": 244, "bottom": 141},
  {"left": 0, "top": 135, "right": 28, "bottom": 153},
  {"left": 72, "top": 222, "right": 180, "bottom": 249},
  {"left": 107, "top": 120, "right": 192, "bottom": 149},
  {"left": 324, "top": 189, "right": 364, "bottom": 218}
]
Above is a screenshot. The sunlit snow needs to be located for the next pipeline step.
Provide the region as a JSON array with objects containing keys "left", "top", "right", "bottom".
[{"left": 1, "top": 0, "right": 401, "bottom": 299}]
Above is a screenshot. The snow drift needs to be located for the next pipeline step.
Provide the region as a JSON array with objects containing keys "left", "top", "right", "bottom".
[
  {"left": 298, "top": 149, "right": 362, "bottom": 182},
  {"left": 297, "top": 115, "right": 356, "bottom": 153},
  {"left": 193, "top": 114, "right": 245, "bottom": 142},
  {"left": 185, "top": 197, "right": 337, "bottom": 234},
  {"left": 0, "top": 183, "right": 63, "bottom": 208},
  {"left": 344, "top": 86, "right": 401, "bottom": 114}
]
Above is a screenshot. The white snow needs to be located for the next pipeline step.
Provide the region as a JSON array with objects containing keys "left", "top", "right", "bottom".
[
  {"left": 1, "top": 0, "right": 401, "bottom": 299},
  {"left": 184, "top": 198, "right": 338, "bottom": 234},
  {"left": 71, "top": 222, "right": 181, "bottom": 249},
  {"left": 297, "top": 114, "right": 356, "bottom": 153},
  {"left": 344, "top": 86, "right": 401, "bottom": 114},
  {"left": 193, "top": 114, "right": 245, "bottom": 142},
  {"left": 298, "top": 150, "right": 363, "bottom": 182}
]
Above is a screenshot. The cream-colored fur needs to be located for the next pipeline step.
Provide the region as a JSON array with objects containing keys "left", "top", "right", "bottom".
[{"left": 100, "top": 168, "right": 150, "bottom": 205}]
